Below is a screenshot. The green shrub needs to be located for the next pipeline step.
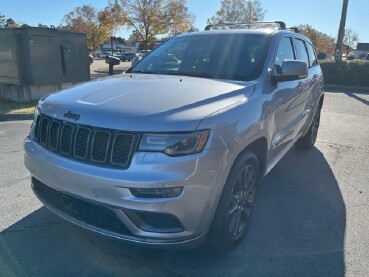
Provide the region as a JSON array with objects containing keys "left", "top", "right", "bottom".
[{"left": 319, "top": 60, "right": 369, "bottom": 87}]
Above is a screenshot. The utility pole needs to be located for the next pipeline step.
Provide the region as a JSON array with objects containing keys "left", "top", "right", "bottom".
[
  {"left": 110, "top": 35, "right": 114, "bottom": 55},
  {"left": 335, "top": 0, "right": 349, "bottom": 61}
]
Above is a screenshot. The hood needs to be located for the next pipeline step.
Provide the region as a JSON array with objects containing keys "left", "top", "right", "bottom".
[{"left": 39, "top": 73, "right": 254, "bottom": 132}]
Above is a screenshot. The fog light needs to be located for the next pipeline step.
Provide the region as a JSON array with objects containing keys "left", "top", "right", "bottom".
[{"left": 130, "top": 187, "right": 183, "bottom": 198}]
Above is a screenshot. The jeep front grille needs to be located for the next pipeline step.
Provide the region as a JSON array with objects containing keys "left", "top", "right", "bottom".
[{"left": 34, "top": 114, "right": 138, "bottom": 168}]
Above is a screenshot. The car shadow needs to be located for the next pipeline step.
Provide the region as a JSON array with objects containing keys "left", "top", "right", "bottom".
[
  {"left": 0, "top": 147, "right": 345, "bottom": 276},
  {"left": 344, "top": 92, "right": 369, "bottom": 106}
]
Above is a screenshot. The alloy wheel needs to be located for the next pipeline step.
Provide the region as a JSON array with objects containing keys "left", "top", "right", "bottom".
[{"left": 227, "top": 164, "right": 257, "bottom": 239}]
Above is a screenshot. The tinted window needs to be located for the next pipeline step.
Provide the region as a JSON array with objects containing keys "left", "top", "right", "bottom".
[
  {"left": 132, "top": 34, "right": 270, "bottom": 81},
  {"left": 294, "top": 39, "right": 309, "bottom": 67},
  {"left": 305, "top": 42, "right": 317, "bottom": 67},
  {"left": 274, "top": 37, "right": 295, "bottom": 75}
]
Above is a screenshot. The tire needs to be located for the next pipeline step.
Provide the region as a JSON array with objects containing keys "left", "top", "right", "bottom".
[
  {"left": 295, "top": 104, "right": 322, "bottom": 150},
  {"left": 207, "top": 151, "right": 261, "bottom": 250}
]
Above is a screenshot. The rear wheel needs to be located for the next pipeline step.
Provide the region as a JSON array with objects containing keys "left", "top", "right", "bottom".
[
  {"left": 295, "top": 104, "right": 322, "bottom": 150},
  {"left": 207, "top": 151, "right": 260, "bottom": 250}
]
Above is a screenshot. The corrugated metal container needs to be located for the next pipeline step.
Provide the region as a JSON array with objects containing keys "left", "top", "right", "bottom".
[{"left": 0, "top": 27, "right": 90, "bottom": 85}]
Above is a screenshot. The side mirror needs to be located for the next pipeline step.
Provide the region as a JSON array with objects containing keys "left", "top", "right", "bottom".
[
  {"left": 272, "top": 60, "right": 308, "bottom": 84},
  {"left": 317, "top": 53, "right": 327, "bottom": 60}
]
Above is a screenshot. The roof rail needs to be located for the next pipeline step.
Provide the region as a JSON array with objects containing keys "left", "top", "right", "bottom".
[
  {"left": 204, "top": 21, "right": 287, "bottom": 31},
  {"left": 287, "top": 27, "right": 299, "bottom": 33}
]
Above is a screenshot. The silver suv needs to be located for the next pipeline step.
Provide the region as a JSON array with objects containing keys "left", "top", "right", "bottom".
[{"left": 24, "top": 22, "right": 324, "bottom": 250}]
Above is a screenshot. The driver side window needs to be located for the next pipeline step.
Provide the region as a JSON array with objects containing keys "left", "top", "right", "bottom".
[{"left": 274, "top": 37, "right": 296, "bottom": 75}]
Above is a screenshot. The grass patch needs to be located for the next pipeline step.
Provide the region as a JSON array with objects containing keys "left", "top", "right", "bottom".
[{"left": 0, "top": 98, "right": 37, "bottom": 115}]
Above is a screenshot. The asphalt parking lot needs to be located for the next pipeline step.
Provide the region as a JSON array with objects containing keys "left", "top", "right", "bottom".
[
  {"left": 90, "top": 59, "right": 132, "bottom": 79},
  {"left": 0, "top": 89, "right": 368, "bottom": 276}
]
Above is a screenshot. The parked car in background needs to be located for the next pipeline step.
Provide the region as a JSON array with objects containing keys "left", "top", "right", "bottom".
[
  {"left": 359, "top": 52, "right": 368, "bottom": 59},
  {"left": 95, "top": 51, "right": 113, "bottom": 58},
  {"left": 132, "top": 53, "right": 145, "bottom": 66},
  {"left": 24, "top": 21, "right": 324, "bottom": 250},
  {"left": 116, "top": 52, "right": 137, "bottom": 62},
  {"left": 347, "top": 54, "right": 355, "bottom": 60}
]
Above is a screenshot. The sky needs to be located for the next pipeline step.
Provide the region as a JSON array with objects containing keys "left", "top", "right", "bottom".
[{"left": 1, "top": 0, "right": 368, "bottom": 42}]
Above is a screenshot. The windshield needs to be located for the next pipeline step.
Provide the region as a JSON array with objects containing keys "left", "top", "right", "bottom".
[{"left": 131, "top": 33, "right": 270, "bottom": 81}]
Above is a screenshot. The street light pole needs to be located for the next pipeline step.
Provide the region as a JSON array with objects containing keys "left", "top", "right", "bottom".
[{"left": 335, "top": 0, "right": 349, "bottom": 61}]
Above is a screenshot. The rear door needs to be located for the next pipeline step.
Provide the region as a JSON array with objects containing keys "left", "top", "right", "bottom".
[{"left": 304, "top": 40, "right": 323, "bottom": 114}]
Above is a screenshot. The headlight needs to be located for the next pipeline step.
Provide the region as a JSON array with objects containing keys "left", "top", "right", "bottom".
[{"left": 139, "top": 130, "right": 210, "bottom": 156}]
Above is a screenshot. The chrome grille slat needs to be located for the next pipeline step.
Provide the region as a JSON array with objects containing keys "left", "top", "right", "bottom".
[
  {"left": 60, "top": 124, "right": 75, "bottom": 154},
  {"left": 40, "top": 117, "right": 51, "bottom": 145},
  {"left": 91, "top": 130, "right": 111, "bottom": 162},
  {"left": 48, "top": 120, "right": 61, "bottom": 150},
  {"left": 34, "top": 115, "right": 41, "bottom": 139},
  {"left": 111, "top": 134, "right": 135, "bottom": 166},
  {"left": 74, "top": 127, "right": 91, "bottom": 159},
  {"left": 34, "top": 114, "right": 136, "bottom": 168}
]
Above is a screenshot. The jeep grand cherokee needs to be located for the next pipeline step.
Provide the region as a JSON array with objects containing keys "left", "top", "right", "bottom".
[{"left": 24, "top": 22, "right": 324, "bottom": 250}]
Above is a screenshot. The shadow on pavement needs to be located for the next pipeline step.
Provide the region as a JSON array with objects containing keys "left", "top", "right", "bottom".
[
  {"left": 90, "top": 72, "right": 109, "bottom": 80},
  {"left": 0, "top": 147, "right": 345, "bottom": 276},
  {"left": 344, "top": 92, "right": 369, "bottom": 106}
]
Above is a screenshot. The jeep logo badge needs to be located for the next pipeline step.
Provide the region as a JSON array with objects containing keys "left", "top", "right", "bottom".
[{"left": 64, "top": 111, "right": 81, "bottom": 121}]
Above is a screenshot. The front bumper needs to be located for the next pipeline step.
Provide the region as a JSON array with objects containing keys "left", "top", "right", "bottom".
[{"left": 24, "top": 137, "right": 230, "bottom": 246}]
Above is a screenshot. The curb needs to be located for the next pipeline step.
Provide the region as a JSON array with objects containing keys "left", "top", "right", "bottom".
[{"left": 0, "top": 113, "right": 33, "bottom": 122}]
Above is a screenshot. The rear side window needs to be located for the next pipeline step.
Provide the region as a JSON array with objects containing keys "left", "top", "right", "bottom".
[
  {"left": 305, "top": 42, "right": 318, "bottom": 67},
  {"left": 274, "top": 37, "right": 295, "bottom": 75},
  {"left": 294, "top": 39, "right": 309, "bottom": 67}
]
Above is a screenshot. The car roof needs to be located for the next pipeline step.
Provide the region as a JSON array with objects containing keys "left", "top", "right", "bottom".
[
  {"left": 176, "top": 28, "right": 312, "bottom": 45},
  {"left": 178, "top": 29, "right": 275, "bottom": 38}
]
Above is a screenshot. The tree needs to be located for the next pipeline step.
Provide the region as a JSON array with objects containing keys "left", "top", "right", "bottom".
[
  {"left": 112, "top": 36, "right": 126, "bottom": 45},
  {"left": 0, "top": 12, "right": 5, "bottom": 27},
  {"left": 60, "top": 5, "right": 116, "bottom": 50},
  {"left": 297, "top": 24, "right": 335, "bottom": 53},
  {"left": 343, "top": 28, "right": 358, "bottom": 55},
  {"left": 5, "top": 18, "right": 19, "bottom": 28},
  {"left": 207, "top": 0, "right": 265, "bottom": 27},
  {"left": 187, "top": 26, "right": 199, "bottom": 33},
  {"left": 108, "top": 0, "right": 195, "bottom": 51},
  {"left": 128, "top": 30, "right": 157, "bottom": 50}
]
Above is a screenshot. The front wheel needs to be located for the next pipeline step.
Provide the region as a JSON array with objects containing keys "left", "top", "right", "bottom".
[
  {"left": 295, "top": 104, "right": 322, "bottom": 150},
  {"left": 207, "top": 151, "right": 261, "bottom": 250}
]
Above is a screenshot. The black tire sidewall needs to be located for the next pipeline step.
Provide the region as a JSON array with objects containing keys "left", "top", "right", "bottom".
[
  {"left": 207, "top": 151, "right": 261, "bottom": 250},
  {"left": 295, "top": 104, "right": 322, "bottom": 150}
]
